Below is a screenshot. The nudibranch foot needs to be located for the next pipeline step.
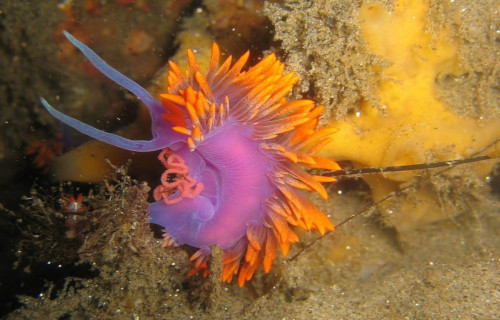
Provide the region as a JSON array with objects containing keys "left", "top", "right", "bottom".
[{"left": 41, "top": 31, "right": 341, "bottom": 287}]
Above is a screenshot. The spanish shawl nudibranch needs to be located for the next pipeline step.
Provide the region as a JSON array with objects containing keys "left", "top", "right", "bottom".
[{"left": 41, "top": 31, "right": 341, "bottom": 287}]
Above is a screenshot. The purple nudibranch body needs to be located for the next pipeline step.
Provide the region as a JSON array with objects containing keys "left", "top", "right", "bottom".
[{"left": 41, "top": 31, "right": 340, "bottom": 286}]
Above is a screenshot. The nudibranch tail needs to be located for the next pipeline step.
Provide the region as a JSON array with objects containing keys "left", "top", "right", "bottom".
[
  {"left": 40, "top": 30, "right": 173, "bottom": 152},
  {"left": 42, "top": 32, "right": 341, "bottom": 287}
]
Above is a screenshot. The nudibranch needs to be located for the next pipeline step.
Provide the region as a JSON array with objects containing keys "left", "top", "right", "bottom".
[{"left": 41, "top": 31, "right": 340, "bottom": 286}]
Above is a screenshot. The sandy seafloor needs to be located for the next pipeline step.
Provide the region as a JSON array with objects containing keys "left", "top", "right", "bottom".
[{"left": 0, "top": 0, "right": 499, "bottom": 319}]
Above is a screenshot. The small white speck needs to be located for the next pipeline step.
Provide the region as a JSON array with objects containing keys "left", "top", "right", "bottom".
[
  {"left": 429, "top": 261, "right": 434, "bottom": 266},
  {"left": 337, "top": 190, "right": 343, "bottom": 195},
  {"left": 331, "top": 284, "right": 342, "bottom": 293},
  {"left": 355, "top": 111, "right": 361, "bottom": 117}
]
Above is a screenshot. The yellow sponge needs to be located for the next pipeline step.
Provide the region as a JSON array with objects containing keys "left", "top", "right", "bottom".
[{"left": 319, "top": 0, "right": 500, "bottom": 231}]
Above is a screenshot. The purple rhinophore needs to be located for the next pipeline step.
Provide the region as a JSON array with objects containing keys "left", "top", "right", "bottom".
[{"left": 40, "top": 30, "right": 177, "bottom": 152}]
